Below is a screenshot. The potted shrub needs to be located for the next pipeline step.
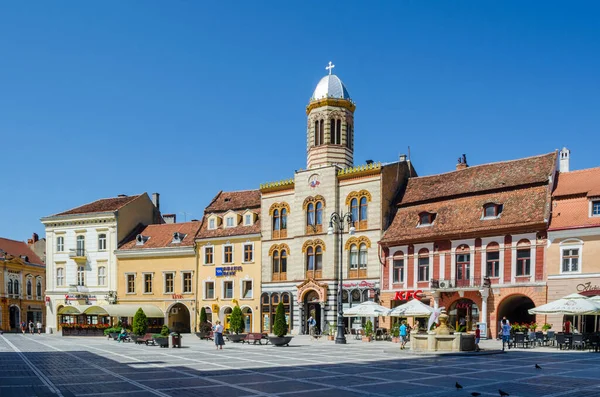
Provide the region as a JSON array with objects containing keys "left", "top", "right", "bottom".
[
  {"left": 362, "top": 320, "right": 373, "bottom": 342},
  {"left": 327, "top": 322, "right": 335, "bottom": 341},
  {"left": 131, "top": 308, "right": 148, "bottom": 343},
  {"left": 153, "top": 325, "right": 170, "bottom": 348},
  {"left": 227, "top": 306, "right": 247, "bottom": 343},
  {"left": 268, "top": 302, "right": 293, "bottom": 346},
  {"left": 542, "top": 323, "right": 552, "bottom": 332},
  {"left": 195, "top": 307, "right": 213, "bottom": 340},
  {"left": 391, "top": 323, "right": 400, "bottom": 343}
]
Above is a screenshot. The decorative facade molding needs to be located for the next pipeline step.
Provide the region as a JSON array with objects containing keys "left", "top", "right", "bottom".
[
  {"left": 344, "top": 236, "right": 372, "bottom": 250},
  {"left": 268, "top": 243, "right": 291, "bottom": 257},
  {"left": 344, "top": 190, "right": 373, "bottom": 206},
  {"left": 302, "top": 195, "right": 326, "bottom": 210},
  {"left": 268, "top": 202, "right": 291, "bottom": 216},
  {"left": 301, "top": 239, "right": 326, "bottom": 253}
]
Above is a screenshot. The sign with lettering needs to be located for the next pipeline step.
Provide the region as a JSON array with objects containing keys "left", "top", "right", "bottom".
[
  {"left": 342, "top": 280, "right": 376, "bottom": 288},
  {"left": 216, "top": 266, "right": 243, "bottom": 277},
  {"left": 576, "top": 281, "right": 600, "bottom": 295},
  {"left": 65, "top": 294, "right": 96, "bottom": 301},
  {"left": 172, "top": 294, "right": 183, "bottom": 300},
  {"left": 393, "top": 290, "right": 423, "bottom": 300}
]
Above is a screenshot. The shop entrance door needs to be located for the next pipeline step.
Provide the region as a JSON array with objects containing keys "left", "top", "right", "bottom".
[{"left": 456, "top": 253, "right": 470, "bottom": 287}]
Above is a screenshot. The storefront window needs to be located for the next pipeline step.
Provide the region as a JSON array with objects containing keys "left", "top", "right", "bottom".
[{"left": 448, "top": 298, "right": 479, "bottom": 332}]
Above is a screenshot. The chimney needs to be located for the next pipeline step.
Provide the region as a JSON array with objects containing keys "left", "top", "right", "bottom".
[
  {"left": 559, "top": 147, "right": 570, "bottom": 172},
  {"left": 456, "top": 154, "right": 468, "bottom": 170},
  {"left": 152, "top": 193, "right": 160, "bottom": 211},
  {"left": 163, "top": 214, "right": 176, "bottom": 224},
  {"left": 366, "top": 159, "right": 374, "bottom": 165},
  {"left": 32, "top": 233, "right": 39, "bottom": 243},
  {"left": 399, "top": 154, "right": 407, "bottom": 162}
]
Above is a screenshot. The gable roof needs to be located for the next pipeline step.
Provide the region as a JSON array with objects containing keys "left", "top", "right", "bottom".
[
  {"left": 119, "top": 221, "right": 202, "bottom": 250},
  {"left": 553, "top": 167, "right": 600, "bottom": 198},
  {"left": 0, "top": 237, "right": 45, "bottom": 265},
  {"left": 205, "top": 190, "right": 261, "bottom": 213},
  {"left": 549, "top": 167, "right": 600, "bottom": 231},
  {"left": 401, "top": 152, "right": 557, "bottom": 205},
  {"left": 51, "top": 194, "right": 144, "bottom": 217}
]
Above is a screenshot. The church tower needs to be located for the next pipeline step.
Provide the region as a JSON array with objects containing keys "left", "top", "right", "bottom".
[{"left": 306, "top": 62, "right": 355, "bottom": 169}]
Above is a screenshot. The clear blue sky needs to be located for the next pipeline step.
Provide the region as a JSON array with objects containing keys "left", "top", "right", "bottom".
[{"left": 1, "top": 1, "right": 599, "bottom": 241}]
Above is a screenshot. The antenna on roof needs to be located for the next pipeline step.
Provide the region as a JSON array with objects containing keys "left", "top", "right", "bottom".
[{"left": 179, "top": 212, "right": 192, "bottom": 222}]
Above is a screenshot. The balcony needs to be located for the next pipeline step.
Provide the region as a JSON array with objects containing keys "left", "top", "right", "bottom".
[
  {"left": 69, "top": 248, "right": 86, "bottom": 262},
  {"left": 430, "top": 277, "right": 491, "bottom": 291}
]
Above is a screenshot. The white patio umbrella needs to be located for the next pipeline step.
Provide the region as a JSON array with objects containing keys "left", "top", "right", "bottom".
[
  {"left": 528, "top": 293, "right": 600, "bottom": 315},
  {"left": 343, "top": 301, "right": 390, "bottom": 317},
  {"left": 388, "top": 299, "right": 434, "bottom": 317}
]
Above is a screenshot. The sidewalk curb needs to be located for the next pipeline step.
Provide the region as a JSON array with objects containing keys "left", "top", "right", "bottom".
[{"left": 382, "top": 349, "right": 506, "bottom": 357}]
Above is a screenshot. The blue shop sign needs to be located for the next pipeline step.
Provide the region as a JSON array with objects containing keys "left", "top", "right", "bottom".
[{"left": 216, "top": 266, "right": 243, "bottom": 277}]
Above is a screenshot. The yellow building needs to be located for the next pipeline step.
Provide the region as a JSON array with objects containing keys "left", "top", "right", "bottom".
[
  {"left": 1, "top": 238, "right": 46, "bottom": 332},
  {"left": 115, "top": 221, "right": 202, "bottom": 333},
  {"left": 196, "top": 190, "right": 262, "bottom": 332}
]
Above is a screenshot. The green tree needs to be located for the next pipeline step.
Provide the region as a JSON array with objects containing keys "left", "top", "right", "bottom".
[
  {"left": 364, "top": 320, "right": 373, "bottom": 337},
  {"left": 160, "top": 325, "right": 170, "bottom": 336},
  {"left": 132, "top": 308, "right": 148, "bottom": 336},
  {"left": 200, "top": 307, "right": 207, "bottom": 324},
  {"left": 229, "top": 306, "right": 245, "bottom": 334},
  {"left": 273, "top": 302, "right": 288, "bottom": 337}
]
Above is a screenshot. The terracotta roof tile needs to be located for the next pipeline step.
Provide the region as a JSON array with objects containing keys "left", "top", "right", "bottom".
[
  {"left": 205, "top": 190, "right": 261, "bottom": 213},
  {"left": 402, "top": 152, "right": 557, "bottom": 205},
  {"left": 52, "top": 194, "right": 143, "bottom": 216},
  {"left": 553, "top": 167, "right": 600, "bottom": 197},
  {"left": 382, "top": 186, "right": 549, "bottom": 243},
  {"left": 0, "top": 237, "right": 45, "bottom": 265},
  {"left": 119, "top": 221, "right": 202, "bottom": 250}
]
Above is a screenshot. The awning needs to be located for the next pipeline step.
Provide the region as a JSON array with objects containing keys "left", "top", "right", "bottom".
[
  {"left": 57, "top": 305, "right": 89, "bottom": 315},
  {"left": 82, "top": 304, "right": 164, "bottom": 318}
]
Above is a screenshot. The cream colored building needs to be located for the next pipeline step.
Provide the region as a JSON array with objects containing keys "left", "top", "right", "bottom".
[
  {"left": 547, "top": 153, "right": 600, "bottom": 333},
  {"left": 195, "top": 190, "right": 262, "bottom": 332},
  {"left": 115, "top": 221, "right": 202, "bottom": 333}
]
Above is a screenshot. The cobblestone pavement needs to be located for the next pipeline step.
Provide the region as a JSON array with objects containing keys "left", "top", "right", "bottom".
[{"left": 1, "top": 333, "right": 599, "bottom": 397}]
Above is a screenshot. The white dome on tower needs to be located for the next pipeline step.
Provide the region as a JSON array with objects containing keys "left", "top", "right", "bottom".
[{"left": 310, "top": 62, "right": 351, "bottom": 101}]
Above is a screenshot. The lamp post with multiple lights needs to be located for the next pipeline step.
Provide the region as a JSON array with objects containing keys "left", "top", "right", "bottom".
[{"left": 327, "top": 212, "right": 355, "bottom": 344}]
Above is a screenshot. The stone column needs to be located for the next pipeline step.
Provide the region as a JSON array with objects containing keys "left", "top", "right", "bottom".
[
  {"left": 320, "top": 302, "right": 326, "bottom": 334},
  {"left": 480, "top": 288, "right": 490, "bottom": 338},
  {"left": 298, "top": 305, "right": 304, "bottom": 335}
]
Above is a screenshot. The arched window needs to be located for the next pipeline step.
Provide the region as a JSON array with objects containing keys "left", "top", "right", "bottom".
[
  {"left": 272, "top": 250, "right": 281, "bottom": 280},
  {"left": 516, "top": 240, "right": 531, "bottom": 277},
  {"left": 346, "top": 191, "right": 370, "bottom": 230},
  {"left": 306, "top": 247, "right": 314, "bottom": 271},
  {"left": 350, "top": 198, "right": 358, "bottom": 222},
  {"left": 330, "top": 119, "right": 336, "bottom": 143},
  {"left": 418, "top": 248, "right": 430, "bottom": 282},
  {"left": 305, "top": 197, "right": 325, "bottom": 233},
  {"left": 270, "top": 203, "right": 289, "bottom": 239},
  {"left": 281, "top": 249, "right": 287, "bottom": 275},
  {"left": 271, "top": 293, "right": 279, "bottom": 305},
  {"left": 77, "top": 266, "right": 85, "bottom": 286},
  {"left": 346, "top": 123, "right": 353, "bottom": 149},
  {"left": 336, "top": 119, "right": 341, "bottom": 144},
  {"left": 76, "top": 235, "right": 85, "bottom": 256},
  {"left": 281, "top": 208, "right": 287, "bottom": 231},
  {"left": 314, "top": 120, "right": 320, "bottom": 146},
  {"left": 14, "top": 280, "right": 19, "bottom": 296},
  {"left": 307, "top": 203, "right": 315, "bottom": 227},
  {"left": 36, "top": 279, "right": 42, "bottom": 298},
  {"left": 7, "top": 279, "right": 13, "bottom": 295},
  {"left": 359, "top": 243, "right": 368, "bottom": 271},
  {"left": 360, "top": 197, "right": 368, "bottom": 222},
  {"left": 315, "top": 246, "right": 323, "bottom": 271},
  {"left": 304, "top": 240, "right": 324, "bottom": 279},
  {"left": 316, "top": 201, "right": 323, "bottom": 226},
  {"left": 27, "top": 279, "right": 32, "bottom": 297},
  {"left": 273, "top": 209, "right": 280, "bottom": 232},
  {"left": 319, "top": 119, "right": 324, "bottom": 145},
  {"left": 349, "top": 244, "right": 358, "bottom": 272}
]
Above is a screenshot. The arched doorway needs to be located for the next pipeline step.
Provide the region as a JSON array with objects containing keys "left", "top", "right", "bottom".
[
  {"left": 9, "top": 305, "right": 20, "bottom": 331},
  {"left": 221, "top": 306, "right": 233, "bottom": 331},
  {"left": 497, "top": 294, "right": 535, "bottom": 326},
  {"left": 304, "top": 290, "right": 321, "bottom": 334},
  {"left": 168, "top": 303, "right": 190, "bottom": 333},
  {"left": 241, "top": 307, "right": 253, "bottom": 332},
  {"left": 203, "top": 307, "right": 213, "bottom": 323},
  {"left": 448, "top": 298, "right": 479, "bottom": 332}
]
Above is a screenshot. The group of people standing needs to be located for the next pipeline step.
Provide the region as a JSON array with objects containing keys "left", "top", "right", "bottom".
[{"left": 20, "top": 320, "right": 42, "bottom": 335}]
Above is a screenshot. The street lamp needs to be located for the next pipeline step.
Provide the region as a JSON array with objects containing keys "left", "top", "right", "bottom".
[{"left": 327, "top": 212, "right": 355, "bottom": 344}]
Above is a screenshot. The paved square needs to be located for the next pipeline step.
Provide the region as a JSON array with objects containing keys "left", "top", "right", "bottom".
[{"left": 1, "top": 334, "right": 600, "bottom": 397}]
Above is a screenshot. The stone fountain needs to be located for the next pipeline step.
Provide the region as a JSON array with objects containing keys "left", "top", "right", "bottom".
[{"left": 410, "top": 310, "right": 476, "bottom": 352}]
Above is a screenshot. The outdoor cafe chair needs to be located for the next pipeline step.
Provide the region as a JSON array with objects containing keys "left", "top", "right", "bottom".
[
  {"left": 514, "top": 333, "right": 531, "bottom": 348},
  {"left": 546, "top": 330, "right": 555, "bottom": 346},
  {"left": 556, "top": 333, "right": 566, "bottom": 350},
  {"left": 535, "top": 331, "right": 544, "bottom": 346},
  {"left": 572, "top": 334, "right": 585, "bottom": 350}
]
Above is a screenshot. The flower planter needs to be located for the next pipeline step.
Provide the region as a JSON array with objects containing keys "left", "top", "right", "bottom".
[
  {"left": 362, "top": 336, "right": 373, "bottom": 342},
  {"left": 61, "top": 327, "right": 105, "bottom": 337},
  {"left": 391, "top": 337, "right": 400, "bottom": 343},
  {"left": 153, "top": 337, "right": 169, "bottom": 348},
  {"left": 227, "top": 334, "right": 247, "bottom": 343},
  {"left": 327, "top": 335, "right": 335, "bottom": 341},
  {"left": 268, "top": 336, "right": 293, "bottom": 346}
]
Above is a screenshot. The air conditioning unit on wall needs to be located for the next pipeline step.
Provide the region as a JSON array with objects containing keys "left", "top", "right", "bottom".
[{"left": 438, "top": 280, "right": 452, "bottom": 289}]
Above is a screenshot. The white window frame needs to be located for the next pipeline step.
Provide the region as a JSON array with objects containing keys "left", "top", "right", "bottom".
[
  {"left": 222, "top": 280, "right": 234, "bottom": 300},
  {"left": 36, "top": 277, "right": 43, "bottom": 300},
  {"left": 204, "top": 280, "right": 215, "bottom": 300},
  {"left": 56, "top": 236, "right": 65, "bottom": 252},
  {"left": 98, "top": 234, "right": 107, "bottom": 251},
  {"left": 56, "top": 267, "right": 65, "bottom": 287},
  {"left": 163, "top": 271, "right": 175, "bottom": 294},
  {"left": 245, "top": 214, "right": 252, "bottom": 225},
  {"left": 181, "top": 271, "right": 193, "bottom": 294},
  {"left": 559, "top": 239, "right": 583, "bottom": 275},
  {"left": 204, "top": 245, "right": 214, "bottom": 265},
  {"left": 226, "top": 217, "right": 234, "bottom": 228},
  {"left": 242, "top": 242, "right": 254, "bottom": 263},
  {"left": 126, "top": 273, "right": 136, "bottom": 294},
  {"left": 590, "top": 199, "right": 600, "bottom": 217},
  {"left": 208, "top": 218, "right": 216, "bottom": 230},
  {"left": 26, "top": 276, "right": 33, "bottom": 299},
  {"left": 143, "top": 272, "right": 154, "bottom": 294},
  {"left": 97, "top": 265, "right": 107, "bottom": 286},
  {"left": 77, "top": 265, "right": 86, "bottom": 287},
  {"left": 241, "top": 279, "right": 253, "bottom": 299},
  {"left": 223, "top": 244, "right": 234, "bottom": 264}
]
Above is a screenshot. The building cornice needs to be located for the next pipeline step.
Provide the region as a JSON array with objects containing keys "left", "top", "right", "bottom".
[
  {"left": 195, "top": 234, "right": 261, "bottom": 243},
  {"left": 260, "top": 178, "right": 295, "bottom": 193},
  {"left": 41, "top": 211, "right": 116, "bottom": 224},
  {"left": 115, "top": 247, "right": 196, "bottom": 258},
  {"left": 306, "top": 97, "right": 356, "bottom": 114}
]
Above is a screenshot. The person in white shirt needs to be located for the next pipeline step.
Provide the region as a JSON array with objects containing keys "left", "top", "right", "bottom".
[
  {"left": 213, "top": 320, "right": 225, "bottom": 350},
  {"left": 36, "top": 321, "right": 42, "bottom": 335}
]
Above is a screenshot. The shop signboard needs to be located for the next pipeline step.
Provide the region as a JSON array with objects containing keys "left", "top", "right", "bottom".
[
  {"left": 393, "top": 290, "right": 423, "bottom": 300},
  {"left": 215, "top": 266, "right": 243, "bottom": 277}
]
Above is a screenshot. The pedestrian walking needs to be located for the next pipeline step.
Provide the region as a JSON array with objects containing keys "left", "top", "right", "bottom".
[
  {"left": 501, "top": 319, "right": 511, "bottom": 351},
  {"left": 213, "top": 320, "right": 225, "bottom": 350},
  {"left": 21, "top": 321, "right": 26, "bottom": 335},
  {"left": 399, "top": 321, "right": 408, "bottom": 350},
  {"left": 28, "top": 321, "right": 34, "bottom": 334},
  {"left": 475, "top": 324, "right": 481, "bottom": 352},
  {"left": 307, "top": 316, "right": 316, "bottom": 337},
  {"left": 36, "top": 321, "right": 42, "bottom": 335}
]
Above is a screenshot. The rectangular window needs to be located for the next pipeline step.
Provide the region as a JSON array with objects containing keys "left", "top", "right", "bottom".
[
  {"left": 226, "top": 217, "right": 234, "bottom": 227},
  {"left": 56, "top": 236, "right": 64, "bottom": 252},
  {"left": 164, "top": 273, "right": 174, "bottom": 293},
  {"left": 204, "top": 246, "right": 213, "bottom": 264},
  {"left": 98, "top": 234, "right": 107, "bottom": 251},
  {"left": 224, "top": 245, "right": 233, "bottom": 263},
  {"left": 243, "top": 244, "right": 253, "bottom": 262},
  {"left": 245, "top": 214, "right": 252, "bottom": 225},
  {"left": 393, "top": 259, "right": 404, "bottom": 283},
  {"left": 516, "top": 249, "right": 531, "bottom": 276},
  {"left": 127, "top": 274, "right": 135, "bottom": 293},
  {"left": 77, "top": 266, "right": 85, "bottom": 286},
  {"left": 486, "top": 251, "right": 500, "bottom": 278},
  {"left": 144, "top": 274, "right": 153, "bottom": 293},
  {"left": 593, "top": 201, "right": 600, "bottom": 216},
  {"left": 418, "top": 257, "right": 429, "bottom": 281},
  {"left": 98, "top": 266, "right": 106, "bottom": 286},
  {"left": 223, "top": 281, "right": 233, "bottom": 299},
  {"left": 205, "top": 281, "right": 215, "bottom": 299},
  {"left": 56, "top": 268, "right": 64, "bottom": 286},
  {"left": 209, "top": 218, "right": 215, "bottom": 229},
  {"left": 562, "top": 249, "right": 579, "bottom": 272},
  {"left": 242, "top": 280, "right": 253, "bottom": 299},
  {"left": 182, "top": 272, "right": 192, "bottom": 293},
  {"left": 349, "top": 249, "right": 358, "bottom": 270}
]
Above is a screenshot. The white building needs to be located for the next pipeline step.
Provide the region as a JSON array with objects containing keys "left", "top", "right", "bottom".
[{"left": 41, "top": 193, "right": 161, "bottom": 334}]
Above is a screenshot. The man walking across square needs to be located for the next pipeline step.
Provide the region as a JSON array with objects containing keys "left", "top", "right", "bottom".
[{"left": 501, "top": 319, "right": 511, "bottom": 351}]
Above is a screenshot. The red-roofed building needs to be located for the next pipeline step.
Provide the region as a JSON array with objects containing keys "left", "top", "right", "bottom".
[
  {"left": 546, "top": 149, "right": 600, "bottom": 333},
  {"left": 380, "top": 152, "right": 558, "bottom": 338},
  {"left": 0, "top": 238, "right": 46, "bottom": 332}
]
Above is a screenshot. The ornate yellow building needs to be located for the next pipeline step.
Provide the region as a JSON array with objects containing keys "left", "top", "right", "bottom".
[{"left": 1, "top": 238, "right": 46, "bottom": 332}]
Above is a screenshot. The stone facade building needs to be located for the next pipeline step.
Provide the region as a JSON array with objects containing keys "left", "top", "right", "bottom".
[
  {"left": 260, "top": 65, "right": 414, "bottom": 335},
  {"left": 380, "top": 152, "right": 558, "bottom": 338}
]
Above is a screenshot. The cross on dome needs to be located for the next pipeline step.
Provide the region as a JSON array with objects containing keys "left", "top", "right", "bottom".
[{"left": 325, "top": 61, "right": 335, "bottom": 75}]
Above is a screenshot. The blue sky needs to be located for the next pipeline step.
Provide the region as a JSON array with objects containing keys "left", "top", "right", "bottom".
[{"left": 1, "top": 1, "right": 599, "bottom": 241}]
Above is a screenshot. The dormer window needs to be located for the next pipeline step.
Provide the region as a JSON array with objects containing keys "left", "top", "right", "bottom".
[
  {"left": 245, "top": 214, "right": 252, "bottom": 225},
  {"left": 172, "top": 232, "right": 186, "bottom": 244},
  {"left": 418, "top": 212, "right": 436, "bottom": 227},
  {"left": 592, "top": 200, "right": 600, "bottom": 217},
  {"left": 226, "top": 217, "right": 234, "bottom": 227},
  {"left": 209, "top": 218, "right": 216, "bottom": 229},
  {"left": 483, "top": 203, "right": 503, "bottom": 219},
  {"left": 135, "top": 234, "right": 148, "bottom": 246}
]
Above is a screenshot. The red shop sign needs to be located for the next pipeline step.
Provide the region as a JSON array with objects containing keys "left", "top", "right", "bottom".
[{"left": 393, "top": 290, "right": 423, "bottom": 300}]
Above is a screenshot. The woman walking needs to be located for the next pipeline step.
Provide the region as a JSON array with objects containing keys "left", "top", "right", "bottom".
[{"left": 213, "top": 320, "right": 225, "bottom": 350}]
